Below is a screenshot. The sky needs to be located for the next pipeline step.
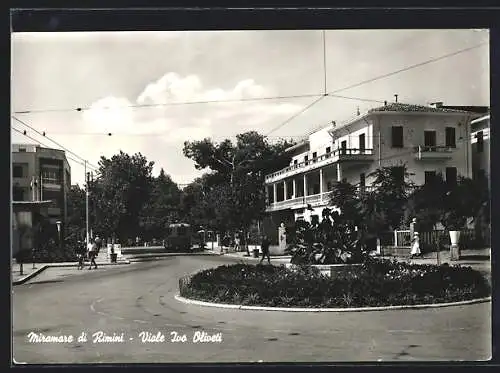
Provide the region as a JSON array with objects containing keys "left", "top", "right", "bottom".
[{"left": 11, "top": 29, "right": 490, "bottom": 187}]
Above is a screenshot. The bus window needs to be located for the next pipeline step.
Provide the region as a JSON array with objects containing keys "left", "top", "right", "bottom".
[{"left": 178, "top": 225, "right": 187, "bottom": 236}]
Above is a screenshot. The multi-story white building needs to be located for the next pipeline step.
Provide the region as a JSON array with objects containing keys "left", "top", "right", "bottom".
[
  {"left": 263, "top": 103, "right": 483, "bottom": 231},
  {"left": 470, "top": 114, "right": 490, "bottom": 182}
]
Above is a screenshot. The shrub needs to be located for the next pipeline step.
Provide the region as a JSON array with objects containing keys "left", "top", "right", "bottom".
[
  {"left": 285, "top": 208, "right": 369, "bottom": 265},
  {"left": 180, "top": 260, "right": 490, "bottom": 308}
]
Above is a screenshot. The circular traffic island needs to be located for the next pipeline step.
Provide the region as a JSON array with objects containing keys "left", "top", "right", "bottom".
[{"left": 178, "top": 259, "right": 491, "bottom": 310}]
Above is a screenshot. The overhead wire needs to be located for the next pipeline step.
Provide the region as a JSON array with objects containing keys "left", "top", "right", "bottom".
[
  {"left": 12, "top": 93, "right": 325, "bottom": 115},
  {"left": 327, "top": 42, "right": 488, "bottom": 96},
  {"left": 11, "top": 116, "right": 99, "bottom": 170},
  {"left": 11, "top": 127, "right": 100, "bottom": 173},
  {"left": 266, "top": 41, "right": 487, "bottom": 136}
]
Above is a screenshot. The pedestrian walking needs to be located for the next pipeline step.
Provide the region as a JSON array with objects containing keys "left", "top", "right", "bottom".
[
  {"left": 259, "top": 235, "right": 271, "bottom": 264},
  {"left": 76, "top": 240, "right": 86, "bottom": 270},
  {"left": 94, "top": 235, "right": 102, "bottom": 255},
  {"left": 234, "top": 232, "right": 241, "bottom": 252},
  {"left": 87, "top": 238, "right": 98, "bottom": 270},
  {"left": 410, "top": 232, "right": 421, "bottom": 259}
]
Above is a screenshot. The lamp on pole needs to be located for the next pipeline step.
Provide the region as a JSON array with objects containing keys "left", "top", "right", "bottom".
[
  {"left": 56, "top": 220, "right": 62, "bottom": 252},
  {"left": 85, "top": 162, "right": 90, "bottom": 246}
]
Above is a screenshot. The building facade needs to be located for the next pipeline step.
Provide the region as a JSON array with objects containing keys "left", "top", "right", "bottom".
[
  {"left": 12, "top": 144, "right": 71, "bottom": 228},
  {"left": 470, "top": 114, "right": 490, "bottom": 182},
  {"left": 264, "top": 103, "right": 483, "bottom": 229}
]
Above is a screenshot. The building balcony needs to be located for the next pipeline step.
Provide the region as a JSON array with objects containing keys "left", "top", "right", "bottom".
[
  {"left": 265, "top": 148, "right": 374, "bottom": 184},
  {"left": 266, "top": 191, "right": 333, "bottom": 212},
  {"left": 413, "top": 146, "right": 455, "bottom": 161},
  {"left": 41, "top": 178, "right": 62, "bottom": 190},
  {"left": 266, "top": 184, "right": 416, "bottom": 213}
]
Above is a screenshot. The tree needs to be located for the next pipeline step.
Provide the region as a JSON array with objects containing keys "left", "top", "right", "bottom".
[
  {"left": 183, "top": 131, "right": 295, "bottom": 235},
  {"left": 139, "top": 168, "right": 182, "bottom": 240},
  {"left": 405, "top": 173, "right": 448, "bottom": 231},
  {"left": 367, "top": 164, "right": 414, "bottom": 232},
  {"left": 65, "top": 185, "right": 87, "bottom": 242},
  {"left": 328, "top": 180, "right": 362, "bottom": 229},
  {"left": 91, "top": 151, "right": 154, "bottom": 242}
]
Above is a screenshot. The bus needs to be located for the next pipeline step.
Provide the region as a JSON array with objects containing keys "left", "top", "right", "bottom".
[{"left": 164, "top": 223, "right": 193, "bottom": 252}]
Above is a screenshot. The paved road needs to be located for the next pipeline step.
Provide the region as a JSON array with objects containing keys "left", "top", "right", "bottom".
[{"left": 13, "top": 255, "right": 491, "bottom": 364}]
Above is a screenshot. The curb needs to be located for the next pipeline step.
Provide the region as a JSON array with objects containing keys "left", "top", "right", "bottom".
[
  {"left": 127, "top": 253, "right": 219, "bottom": 261},
  {"left": 12, "top": 265, "right": 49, "bottom": 285},
  {"left": 174, "top": 294, "right": 492, "bottom": 312},
  {"left": 12, "top": 261, "right": 131, "bottom": 285}
]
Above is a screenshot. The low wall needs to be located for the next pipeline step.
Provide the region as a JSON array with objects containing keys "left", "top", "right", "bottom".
[
  {"left": 246, "top": 245, "right": 286, "bottom": 256},
  {"left": 381, "top": 246, "right": 411, "bottom": 257},
  {"left": 285, "top": 263, "right": 363, "bottom": 278}
]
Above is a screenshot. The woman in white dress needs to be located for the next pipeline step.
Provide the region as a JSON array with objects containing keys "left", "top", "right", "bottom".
[{"left": 410, "top": 232, "right": 421, "bottom": 259}]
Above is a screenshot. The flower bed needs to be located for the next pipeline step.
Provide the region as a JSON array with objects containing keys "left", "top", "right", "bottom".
[{"left": 179, "top": 259, "right": 490, "bottom": 308}]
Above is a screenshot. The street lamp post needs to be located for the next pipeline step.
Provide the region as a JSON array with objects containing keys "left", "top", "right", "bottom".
[
  {"left": 56, "top": 220, "right": 62, "bottom": 252},
  {"left": 85, "top": 163, "right": 90, "bottom": 247}
]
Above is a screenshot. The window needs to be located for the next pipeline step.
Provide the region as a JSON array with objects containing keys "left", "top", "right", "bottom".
[
  {"left": 326, "top": 146, "right": 331, "bottom": 154},
  {"left": 42, "top": 169, "right": 60, "bottom": 184},
  {"left": 13, "top": 186, "right": 24, "bottom": 201},
  {"left": 424, "top": 171, "right": 437, "bottom": 184},
  {"left": 475, "top": 169, "right": 486, "bottom": 181},
  {"left": 304, "top": 155, "right": 309, "bottom": 164},
  {"left": 340, "top": 140, "right": 347, "bottom": 155},
  {"left": 359, "top": 133, "right": 366, "bottom": 153},
  {"left": 13, "top": 165, "right": 23, "bottom": 178},
  {"left": 392, "top": 167, "right": 404, "bottom": 183},
  {"left": 18, "top": 148, "right": 26, "bottom": 152},
  {"left": 476, "top": 131, "right": 484, "bottom": 153},
  {"left": 445, "top": 127, "right": 456, "bottom": 148},
  {"left": 177, "top": 225, "right": 187, "bottom": 236},
  {"left": 293, "top": 159, "right": 298, "bottom": 165},
  {"left": 446, "top": 167, "right": 457, "bottom": 186},
  {"left": 424, "top": 130, "right": 437, "bottom": 150},
  {"left": 312, "top": 152, "right": 317, "bottom": 162},
  {"left": 391, "top": 126, "right": 404, "bottom": 148}
]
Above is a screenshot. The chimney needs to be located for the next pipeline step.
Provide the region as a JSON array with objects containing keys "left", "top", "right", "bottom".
[
  {"left": 394, "top": 94, "right": 398, "bottom": 103},
  {"left": 384, "top": 100, "right": 387, "bottom": 106},
  {"left": 356, "top": 107, "right": 360, "bottom": 116}
]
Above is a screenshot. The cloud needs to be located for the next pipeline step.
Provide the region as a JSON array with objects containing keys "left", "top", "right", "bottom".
[
  {"left": 85, "top": 72, "right": 301, "bottom": 142},
  {"left": 80, "top": 73, "right": 303, "bottom": 184}
]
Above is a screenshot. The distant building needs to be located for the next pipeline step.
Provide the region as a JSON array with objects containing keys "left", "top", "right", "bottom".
[
  {"left": 12, "top": 200, "right": 51, "bottom": 257},
  {"left": 12, "top": 144, "right": 71, "bottom": 229},
  {"left": 263, "top": 102, "right": 483, "bottom": 236},
  {"left": 470, "top": 114, "right": 490, "bottom": 182}
]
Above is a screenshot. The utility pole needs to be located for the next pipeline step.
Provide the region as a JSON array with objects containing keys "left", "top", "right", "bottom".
[{"left": 85, "top": 161, "right": 89, "bottom": 246}]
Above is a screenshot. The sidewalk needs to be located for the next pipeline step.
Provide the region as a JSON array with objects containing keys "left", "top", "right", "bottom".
[
  {"left": 205, "top": 249, "right": 292, "bottom": 264},
  {"left": 11, "top": 258, "right": 131, "bottom": 285},
  {"left": 206, "top": 248, "right": 491, "bottom": 273}
]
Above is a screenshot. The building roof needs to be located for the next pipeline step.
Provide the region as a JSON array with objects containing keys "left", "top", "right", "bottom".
[
  {"left": 284, "top": 139, "right": 309, "bottom": 153},
  {"left": 368, "top": 102, "right": 477, "bottom": 114},
  {"left": 471, "top": 114, "right": 490, "bottom": 124}
]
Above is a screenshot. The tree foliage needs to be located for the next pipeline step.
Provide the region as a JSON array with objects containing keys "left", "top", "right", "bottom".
[
  {"left": 139, "top": 168, "right": 182, "bottom": 239},
  {"left": 366, "top": 164, "right": 414, "bottom": 231},
  {"left": 182, "top": 131, "right": 295, "bottom": 232},
  {"left": 90, "top": 151, "right": 155, "bottom": 241}
]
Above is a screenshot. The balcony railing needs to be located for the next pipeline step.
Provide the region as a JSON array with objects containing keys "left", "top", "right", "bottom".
[
  {"left": 413, "top": 145, "right": 455, "bottom": 160},
  {"left": 266, "top": 191, "right": 333, "bottom": 212},
  {"left": 265, "top": 148, "right": 374, "bottom": 184},
  {"left": 266, "top": 184, "right": 418, "bottom": 212}
]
